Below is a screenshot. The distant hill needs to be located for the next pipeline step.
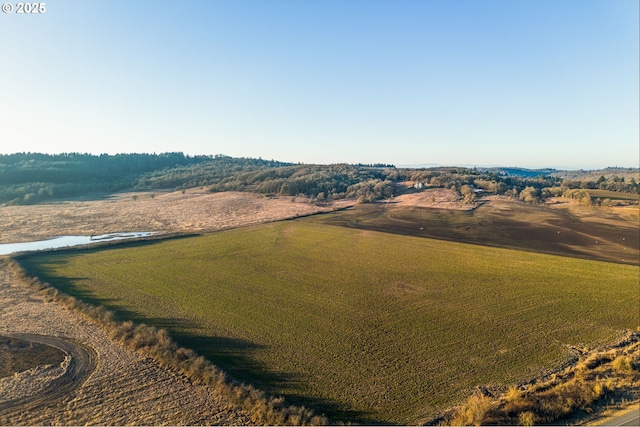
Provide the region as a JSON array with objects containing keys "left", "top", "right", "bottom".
[
  {"left": 0, "top": 153, "right": 395, "bottom": 205},
  {"left": 483, "top": 167, "right": 556, "bottom": 178},
  {"left": 551, "top": 167, "right": 640, "bottom": 182},
  {"left": 0, "top": 153, "right": 290, "bottom": 205},
  {"left": 1, "top": 153, "right": 637, "bottom": 206}
]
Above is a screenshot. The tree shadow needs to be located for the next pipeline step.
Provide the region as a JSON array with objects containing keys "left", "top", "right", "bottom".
[{"left": 171, "top": 332, "right": 388, "bottom": 425}]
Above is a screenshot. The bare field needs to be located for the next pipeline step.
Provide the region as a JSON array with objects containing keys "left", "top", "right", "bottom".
[
  {"left": 389, "top": 186, "right": 476, "bottom": 210},
  {"left": 0, "top": 261, "right": 257, "bottom": 425},
  {"left": 318, "top": 196, "right": 639, "bottom": 265},
  {"left": 546, "top": 196, "right": 640, "bottom": 224},
  {"left": 0, "top": 189, "right": 352, "bottom": 244}
]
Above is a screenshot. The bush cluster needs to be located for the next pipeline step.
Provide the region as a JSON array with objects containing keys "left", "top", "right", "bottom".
[{"left": 441, "top": 331, "right": 640, "bottom": 426}]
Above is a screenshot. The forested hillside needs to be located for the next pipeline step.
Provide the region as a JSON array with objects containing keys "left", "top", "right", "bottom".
[
  {"left": 0, "top": 152, "right": 637, "bottom": 205},
  {"left": 0, "top": 152, "right": 208, "bottom": 204},
  {"left": 551, "top": 167, "right": 640, "bottom": 193},
  {"left": 0, "top": 153, "right": 397, "bottom": 204}
]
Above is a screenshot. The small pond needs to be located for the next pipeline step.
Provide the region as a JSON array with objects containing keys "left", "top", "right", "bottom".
[{"left": 0, "top": 232, "right": 157, "bottom": 255}]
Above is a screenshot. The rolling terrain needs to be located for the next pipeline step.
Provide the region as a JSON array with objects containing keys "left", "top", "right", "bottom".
[
  {"left": 18, "top": 214, "right": 638, "bottom": 424},
  {"left": 0, "top": 189, "right": 339, "bottom": 425},
  {"left": 1, "top": 174, "right": 637, "bottom": 425},
  {"left": 313, "top": 196, "right": 639, "bottom": 265},
  {"left": 0, "top": 189, "right": 348, "bottom": 244}
]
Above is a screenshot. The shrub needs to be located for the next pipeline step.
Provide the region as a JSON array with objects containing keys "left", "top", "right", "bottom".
[
  {"left": 612, "top": 356, "right": 633, "bottom": 373},
  {"left": 518, "top": 411, "right": 535, "bottom": 426},
  {"left": 448, "top": 394, "right": 493, "bottom": 426},
  {"left": 519, "top": 186, "right": 540, "bottom": 204},
  {"left": 504, "top": 385, "right": 526, "bottom": 413},
  {"left": 440, "top": 332, "right": 640, "bottom": 426}
]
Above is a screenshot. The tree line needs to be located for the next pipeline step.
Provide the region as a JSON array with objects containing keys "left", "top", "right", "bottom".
[
  {"left": 0, "top": 152, "right": 637, "bottom": 205},
  {"left": 0, "top": 152, "right": 214, "bottom": 205}
]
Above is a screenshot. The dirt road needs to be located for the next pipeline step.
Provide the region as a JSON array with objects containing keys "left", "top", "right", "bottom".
[{"left": 0, "top": 333, "right": 96, "bottom": 414}]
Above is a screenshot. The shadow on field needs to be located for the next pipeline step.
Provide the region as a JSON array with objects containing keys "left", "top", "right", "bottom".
[
  {"left": 18, "top": 256, "right": 385, "bottom": 424},
  {"left": 287, "top": 396, "right": 387, "bottom": 425},
  {"left": 159, "top": 320, "right": 389, "bottom": 423},
  {"left": 173, "top": 333, "right": 272, "bottom": 384},
  {"left": 174, "top": 332, "right": 387, "bottom": 425},
  {"left": 310, "top": 203, "right": 639, "bottom": 265}
]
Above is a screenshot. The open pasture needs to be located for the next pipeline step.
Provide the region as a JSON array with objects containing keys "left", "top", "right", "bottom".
[
  {"left": 314, "top": 200, "right": 639, "bottom": 266},
  {"left": 19, "top": 220, "right": 639, "bottom": 424}
]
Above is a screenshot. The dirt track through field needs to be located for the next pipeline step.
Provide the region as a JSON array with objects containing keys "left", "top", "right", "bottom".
[{"left": 0, "top": 333, "right": 96, "bottom": 414}]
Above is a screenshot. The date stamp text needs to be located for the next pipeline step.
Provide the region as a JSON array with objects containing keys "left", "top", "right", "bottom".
[{"left": 2, "top": 3, "right": 46, "bottom": 13}]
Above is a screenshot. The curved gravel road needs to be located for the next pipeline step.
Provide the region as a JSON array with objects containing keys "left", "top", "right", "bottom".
[{"left": 0, "top": 333, "right": 96, "bottom": 414}]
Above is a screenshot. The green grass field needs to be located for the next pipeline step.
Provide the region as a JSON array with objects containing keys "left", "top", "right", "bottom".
[{"left": 19, "top": 220, "right": 639, "bottom": 424}]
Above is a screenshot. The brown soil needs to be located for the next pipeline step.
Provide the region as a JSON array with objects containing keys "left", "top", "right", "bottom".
[
  {"left": 316, "top": 195, "right": 639, "bottom": 265},
  {"left": 387, "top": 187, "right": 476, "bottom": 210}
]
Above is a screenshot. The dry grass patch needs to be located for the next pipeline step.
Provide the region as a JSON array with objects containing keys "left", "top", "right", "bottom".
[
  {"left": 440, "top": 331, "right": 640, "bottom": 426},
  {"left": 0, "top": 189, "right": 349, "bottom": 244},
  {"left": 0, "top": 336, "right": 66, "bottom": 378},
  {"left": 390, "top": 187, "right": 474, "bottom": 210}
]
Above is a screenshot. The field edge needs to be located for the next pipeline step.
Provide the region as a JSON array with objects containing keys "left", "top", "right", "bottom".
[{"left": 2, "top": 256, "right": 329, "bottom": 426}]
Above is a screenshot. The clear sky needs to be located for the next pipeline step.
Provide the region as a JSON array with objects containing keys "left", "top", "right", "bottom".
[{"left": 1, "top": 0, "right": 638, "bottom": 169}]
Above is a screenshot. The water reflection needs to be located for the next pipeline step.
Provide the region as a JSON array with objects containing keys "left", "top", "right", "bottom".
[{"left": 0, "top": 232, "right": 157, "bottom": 255}]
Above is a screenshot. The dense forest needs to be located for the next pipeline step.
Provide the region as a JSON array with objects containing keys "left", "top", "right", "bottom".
[{"left": 0, "top": 152, "right": 637, "bottom": 206}]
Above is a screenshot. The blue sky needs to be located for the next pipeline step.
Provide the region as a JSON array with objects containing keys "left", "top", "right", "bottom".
[{"left": 1, "top": 0, "right": 638, "bottom": 169}]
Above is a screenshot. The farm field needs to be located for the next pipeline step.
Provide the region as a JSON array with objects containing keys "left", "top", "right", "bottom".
[
  {"left": 0, "top": 260, "right": 257, "bottom": 426},
  {"left": 19, "top": 218, "right": 639, "bottom": 425},
  {"left": 587, "top": 189, "right": 640, "bottom": 201},
  {"left": 312, "top": 199, "right": 639, "bottom": 266}
]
